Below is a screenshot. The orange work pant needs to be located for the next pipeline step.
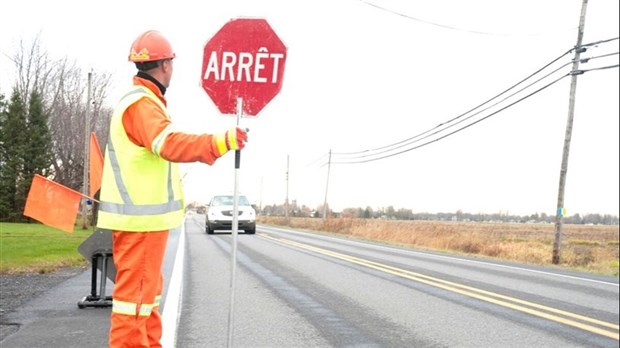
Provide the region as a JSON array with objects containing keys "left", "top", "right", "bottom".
[{"left": 109, "top": 230, "right": 169, "bottom": 348}]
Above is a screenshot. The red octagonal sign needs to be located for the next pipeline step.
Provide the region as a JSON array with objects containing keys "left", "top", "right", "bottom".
[{"left": 202, "top": 18, "right": 287, "bottom": 116}]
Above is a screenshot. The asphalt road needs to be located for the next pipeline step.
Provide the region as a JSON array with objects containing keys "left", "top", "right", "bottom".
[
  {"left": 2, "top": 215, "right": 618, "bottom": 347},
  {"left": 178, "top": 214, "right": 619, "bottom": 347}
]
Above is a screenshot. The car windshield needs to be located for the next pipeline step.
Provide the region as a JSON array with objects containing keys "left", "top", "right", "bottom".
[{"left": 211, "top": 195, "right": 250, "bottom": 206}]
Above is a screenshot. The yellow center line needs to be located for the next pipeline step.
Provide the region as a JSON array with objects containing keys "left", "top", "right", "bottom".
[{"left": 259, "top": 233, "right": 619, "bottom": 340}]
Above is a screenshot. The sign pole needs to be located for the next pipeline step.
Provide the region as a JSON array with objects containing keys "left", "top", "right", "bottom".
[
  {"left": 227, "top": 97, "right": 242, "bottom": 348},
  {"left": 201, "top": 18, "right": 287, "bottom": 346}
]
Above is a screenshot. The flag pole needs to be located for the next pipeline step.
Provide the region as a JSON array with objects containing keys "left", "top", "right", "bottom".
[{"left": 33, "top": 174, "right": 99, "bottom": 202}]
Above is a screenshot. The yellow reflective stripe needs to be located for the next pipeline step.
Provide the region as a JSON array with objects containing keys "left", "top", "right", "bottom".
[
  {"left": 112, "top": 299, "right": 137, "bottom": 315},
  {"left": 139, "top": 303, "right": 154, "bottom": 316},
  {"left": 216, "top": 134, "right": 228, "bottom": 155},
  {"left": 227, "top": 128, "right": 238, "bottom": 150},
  {"left": 152, "top": 124, "right": 175, "bottom": 157},
  {"left": 112, "top": 299, "right": 160, "bottom": 316}
]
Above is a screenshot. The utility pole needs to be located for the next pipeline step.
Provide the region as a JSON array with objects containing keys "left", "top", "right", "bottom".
[
  {"left": 553, "top": 0, "right": 588, "bottom": 264},
  {"left": 259, "top": 176, "right": 263, "bottom": 213},
  {"left": 322, "top": 150, "right": 331, "bottom": 220},
  {"left": 285, "top": 155, "right": 289, "bottom": 220},
  {"left": 82, "top": 71, "right": 92, "bottom": 229}
]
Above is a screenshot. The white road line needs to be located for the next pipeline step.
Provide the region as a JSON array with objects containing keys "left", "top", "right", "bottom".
[{"left": 161, "top": 223, "right": 185, "bottom": 348}]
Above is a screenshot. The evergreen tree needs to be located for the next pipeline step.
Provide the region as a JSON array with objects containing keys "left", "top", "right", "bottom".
[
  {"left": 0, "top": 88, "right": 28, "bottom": 221},
  {"left": 18, "top": 90, "right": 53, "bottom": 215},
  {"left": 0, "top": 93, "right": 8, "bottom": 218}
]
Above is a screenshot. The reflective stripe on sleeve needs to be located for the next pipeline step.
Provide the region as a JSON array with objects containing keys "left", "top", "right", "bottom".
[
  {"left": 227, "top": 129, "right": 238, "bottom": 149},
  {"left": 216, "top": 134, "right": 228, "bottom": 155},
  {"left": 152, "top": 124, "right": 176, "bottom": 157}
]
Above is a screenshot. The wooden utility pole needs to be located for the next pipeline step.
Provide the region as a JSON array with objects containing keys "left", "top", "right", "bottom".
[
  {"left": 259, "top": 176, "right": 263, "bottom": 213},
  {"left": 322, "top": 150, "right": 331, "bottom": 220},
  {"left": 82, "top": 71, "right": 92, "bottom": 229},
  {"left": 553, "top": 0, "right": 588, "bottom": 264},
  {"left": 285, "top": 155, "right": 290, "bottom": 220}
]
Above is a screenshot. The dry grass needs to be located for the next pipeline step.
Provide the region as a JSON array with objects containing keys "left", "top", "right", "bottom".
[{"left": 258, "top": 216, "right": 619, "bottom": 276}]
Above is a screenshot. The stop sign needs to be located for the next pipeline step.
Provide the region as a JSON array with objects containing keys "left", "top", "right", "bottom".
[{"left": 202, "top": 18, "right": 287, "bottom": 116}]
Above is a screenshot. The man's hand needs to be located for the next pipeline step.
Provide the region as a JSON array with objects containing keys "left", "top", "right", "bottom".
[
  {"left": 214, "top": 127, "right": 248, "bottom": 157},
  {"left": 226, "top": 127, "right": 248, "bottom": 151}
]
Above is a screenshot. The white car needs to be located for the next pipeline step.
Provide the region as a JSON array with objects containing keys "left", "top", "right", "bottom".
[{"left": 205, "top": 195, "right": 256, "bottom": 234}]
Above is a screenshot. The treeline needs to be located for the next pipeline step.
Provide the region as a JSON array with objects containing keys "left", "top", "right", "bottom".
[
  {"left": 0, "top": 36, "right": 112, "bottom": 222},
  {"left": 256, "top": 203, "right": 619, "bottom": 225}
]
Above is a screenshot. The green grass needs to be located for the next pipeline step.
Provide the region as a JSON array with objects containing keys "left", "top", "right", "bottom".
[{"left": 0, "top": 222, "right": 92, "bottom": 274}]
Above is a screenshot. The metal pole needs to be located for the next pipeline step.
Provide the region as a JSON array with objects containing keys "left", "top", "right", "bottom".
[
  {"left": 553, "top": 0, "right": 588, "bottom": 265},
  {"left": 227, "top": 97, "right": 242, "bottom": 348},
  {"left": 322, "top": 150, "right": 331, "bottom": 221},
  {"left": 82, "top": 71, "right": 92, "bottom": 229}
]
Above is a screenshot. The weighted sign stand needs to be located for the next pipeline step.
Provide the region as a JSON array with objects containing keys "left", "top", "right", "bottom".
[
  {"left": 77, "top": 228, "right": 115, "bottom": 308},
  {"left": 227, "top": 97, "right": 243, "bottom": 348},
  {"left": 77, "top": 251, "right": 113, "bottom": 308}
]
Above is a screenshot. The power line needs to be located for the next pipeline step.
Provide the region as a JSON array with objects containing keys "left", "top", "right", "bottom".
[
  {"left": 359, "top": 0, "right": 507, "bottom": 36},
  {"left": 334, "top": 51, "right": 619, "bottom": 163},
  {"left": 578, "top": 36, "right": 619, "bottom": 49},
  {"left": 333, "top": 56, "right": 574, "bottom": 162},
  {"left": 319, "top": 46, "right": 618, "bottom": 165},
  {"left": 331, "top": 39, "right": 618, "bottom": 160},
  {"left": 579, "top": 63, "right": 619, "bottom": 73},
  {"left": 358, "top": 0, "right": 579, "bottom": 37},
  {"left": 330, "top": 48, "right": 574, "bottom": 160},
  {"left": 332, "top": 73, "right": 570, "bottom": 164},
  {"left": 305, "top": 152, "right": 328, "bottom": 168}
]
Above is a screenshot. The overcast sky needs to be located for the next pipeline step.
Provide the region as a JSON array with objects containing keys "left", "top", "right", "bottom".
[{"left": 1, "top": 0, "right": 618, "bottom": 216}]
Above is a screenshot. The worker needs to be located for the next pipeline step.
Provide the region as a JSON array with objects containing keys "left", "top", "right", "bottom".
[{"left": 97, "top": 30, "right": 248, "bottom": 348}]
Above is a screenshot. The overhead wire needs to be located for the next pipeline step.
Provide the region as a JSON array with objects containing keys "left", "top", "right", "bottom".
[
  {"left": 579, "top": 63, "right": 619, "bottom": 73},
  {"left": 332, "top": 73, "right": 570, "bottom": 164},
  {"left": 579, "top": 36, "right": 619, "bottom": 49},
  {"left": 318, "top": 38, "right": 618, "bottom": 166},
  {"left": 305, "top": 152, "right": 329, "bottom": 168},
  {"left": 359, "top": 0, "right": 533, "bottom": 36},
  {"left": 332, "top": 50, "right": 575, "bottom": 160},
  {"left": 333, "top": 50, "right": 619, "bottom": 163},
  {"left": 358, "top": 0, "right": 583, "bottom": 37},
  {"left": 332, "top": 40, "right": 618, "bottom": 160}
]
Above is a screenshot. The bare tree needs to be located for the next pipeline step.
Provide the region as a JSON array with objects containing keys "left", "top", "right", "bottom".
[{"left": 7, "top": 34, "right": 112, "bottom": 190}]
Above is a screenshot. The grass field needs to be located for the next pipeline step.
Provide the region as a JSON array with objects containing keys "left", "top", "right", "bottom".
[
  {"left": 258, "top": 216, "right": 619, "bottom": 276},
  {"left": 0, "top": 222, "right": 91, "bottom": 274}
]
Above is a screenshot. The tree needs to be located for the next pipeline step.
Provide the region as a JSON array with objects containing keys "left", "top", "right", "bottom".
[
  {"left": 25, "top": 89, "right": 52, "bottom": 177},
  {"left": 395, "top": 208, "right": 414, "bottom": 220},
  {"left": 16, "top": 89, "right": 53, "bottom": 215},
  {"left": 0, "top": 88, "right": 28, "bottom": 221},
  {"left": 7, "top": 35, "right": 112, "bottom": 190},
  {"left": 0, "top": 93, "right": 8, "bottom": 218}
]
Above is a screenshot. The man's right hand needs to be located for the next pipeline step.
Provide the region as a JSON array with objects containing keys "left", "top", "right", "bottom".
[{"left": 213, "top": 127, "right": 248, "bottom": 157}]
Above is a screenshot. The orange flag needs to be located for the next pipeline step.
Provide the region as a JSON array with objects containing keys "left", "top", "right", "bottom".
[
  {"left": 23, "top": 174, "right": 83, "bottom": 233},
  {"left": 89, "top": 132, "right": 104, "bottom": 197}
]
